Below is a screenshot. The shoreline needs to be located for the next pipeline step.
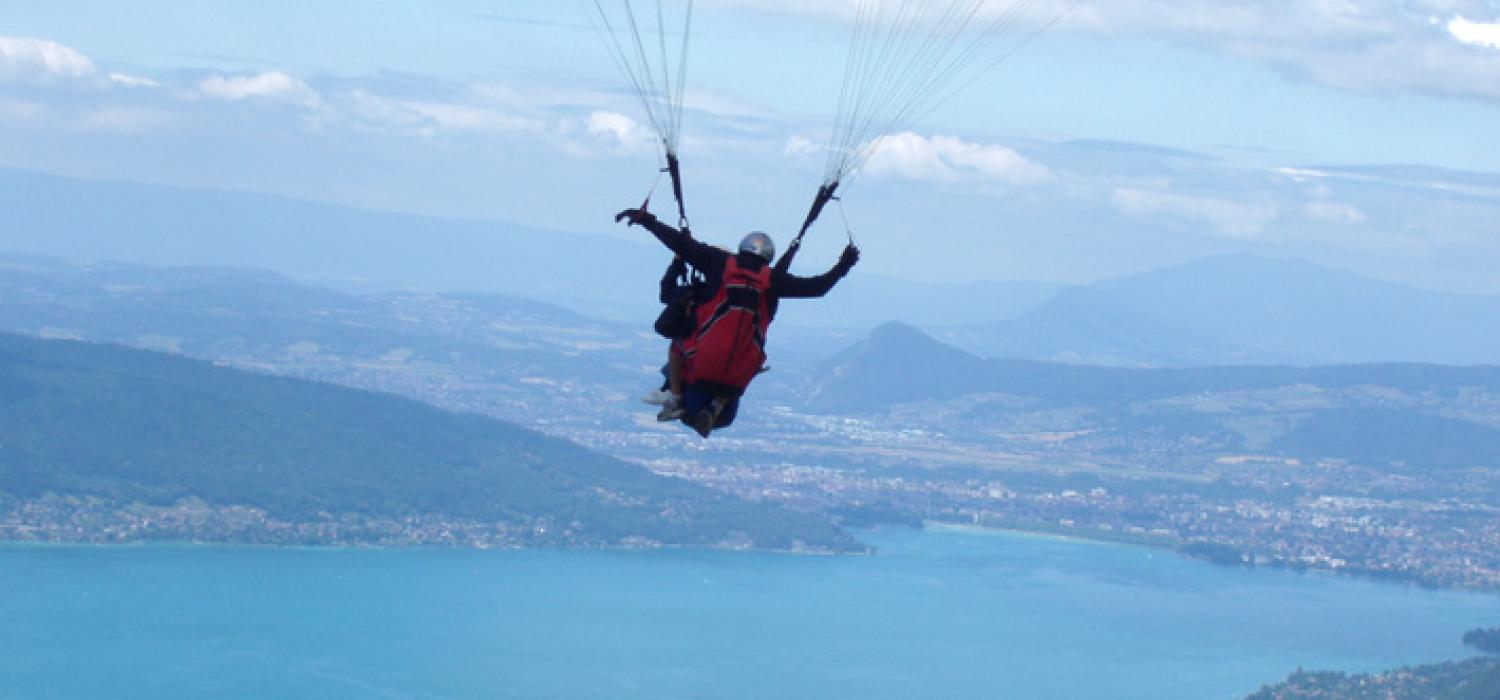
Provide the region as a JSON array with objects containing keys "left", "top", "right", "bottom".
[
  {"left": 922, "top": 520, "right": 1139, "bottom": 547},
  {"left": 0, "top": 536, "right": 865, "bottom": 557},
  {"left": 918, "top": 519, "right": 1500, "bottom": 596},
  {"left": 4, "top": 524, "right": 1494, "bottom": 594}
]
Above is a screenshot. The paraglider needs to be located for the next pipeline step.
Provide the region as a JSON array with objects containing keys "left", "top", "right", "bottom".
[
  {"left": 580, "top": 0, "right": 1077, "bottom": 436},
  {"left": 618, "top": 210, "right": 859, "bottom": 436}
]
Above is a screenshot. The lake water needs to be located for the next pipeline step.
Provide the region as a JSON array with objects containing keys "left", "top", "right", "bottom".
[{"left": 3, "top": 526, "right": 1497, "bottom": 700}]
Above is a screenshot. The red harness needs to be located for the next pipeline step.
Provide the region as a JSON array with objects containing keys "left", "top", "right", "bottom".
[{"left": 681, "top": 256, "right": 773, "bottom": 395}]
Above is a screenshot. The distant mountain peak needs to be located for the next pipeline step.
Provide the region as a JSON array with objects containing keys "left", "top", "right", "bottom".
[
  {"left": 808, "top": 321, "right": 989, "bottom": 413},
  {"left": 869, "top": 320, "right": 942, "bottom": 345},
  {"left": 835, "top": 321, "right": 982, "bottom": 367}
]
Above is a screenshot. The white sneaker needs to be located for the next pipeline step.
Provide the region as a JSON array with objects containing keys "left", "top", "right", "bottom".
[
  {"left": 656, "top": 395, "right": 684, "bottom": 422},
  {"left": 641, "top": 388, "right": 673, "bottom": 406}
]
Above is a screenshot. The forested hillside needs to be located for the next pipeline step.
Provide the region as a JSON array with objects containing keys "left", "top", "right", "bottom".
[{"left": 0, "top": 333, "right": 859, "bottom": 551}]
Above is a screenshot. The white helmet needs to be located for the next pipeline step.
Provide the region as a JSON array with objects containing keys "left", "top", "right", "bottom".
[{"left": 738, "top": 231, "right": 776, "bottom": 262}]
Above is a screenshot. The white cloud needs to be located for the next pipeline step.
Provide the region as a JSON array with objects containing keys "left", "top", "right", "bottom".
[
  {"left": 939, "top": 137, "right": 1056, "bottom": 184},
  {"left": 408, "top": 102, "right": 541, "bottom": 132},
  {"left": 586, "top": 110, "right": 657, "bottom": 153},
  {"left": 1276, "top": 167, "right": 1332, "bottom": 180},
  {"left": 347, "top": 90, "right": 425, "bottom": 129},
  {"left": 783, "top": 135, "right": 818, "bottom": 159},
  {"left": 346, "top": 89, "right": 547, "bottom": 137},
  {"left": 1112, "top": 187, "right": 1279, "bottom": 237},
  {"left": 0, "top": 36, "right": 96, "bottom": 83},
  {"left": 1448, "top": 15, "right": 1500, "bottom": 48},
  {"left": 0, "top": 36, "right": 159, "bottom": 94},
  {"left": 108, "top": 73, "right": 158, "bottom": 88},
  {"left": 865, "top": 132, "right": 953, "bottom": 181},
  {"left": 1275, "top": 165, "right": 1500, "bottom": 199},
  {"left": 200, "top": 71, "right": 319, "bottom": 108},
  {"left": 864, "top": 132, "right": 1054, "bottom": 185}
]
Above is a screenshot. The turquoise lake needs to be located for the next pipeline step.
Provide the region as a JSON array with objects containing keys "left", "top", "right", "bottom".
[{"left": 3, "top": 526, "right": 1497, "bottom": 699}]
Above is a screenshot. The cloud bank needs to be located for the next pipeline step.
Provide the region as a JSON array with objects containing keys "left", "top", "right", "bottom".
[
  {"left": 705, "top": 0, "right": 1500, "bottom": 101},
  {"left": 3, "top": 32, "right": 1499, "bottom": 294}
]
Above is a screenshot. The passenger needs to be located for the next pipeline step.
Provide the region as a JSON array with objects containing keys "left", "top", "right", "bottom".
[{"left": 642, "top": 255, "right": 698, "bottom": 420}]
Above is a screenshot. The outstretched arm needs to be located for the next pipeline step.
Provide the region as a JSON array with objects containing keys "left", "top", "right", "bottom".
[
  {"left": 773, "top": 244, "right": 860, "bottom": 299},
  {"left": 617, "top": 208, "right": 724, "bottom": 271}
]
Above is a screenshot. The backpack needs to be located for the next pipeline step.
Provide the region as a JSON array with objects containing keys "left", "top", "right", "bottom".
[{"left": 682, "top": 256, "right": 773, "bottom": 396}]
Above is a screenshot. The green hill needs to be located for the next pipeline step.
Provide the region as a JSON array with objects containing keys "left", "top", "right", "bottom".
[{"left": 0, "top": 333, "right": 860, "bottom": 551}]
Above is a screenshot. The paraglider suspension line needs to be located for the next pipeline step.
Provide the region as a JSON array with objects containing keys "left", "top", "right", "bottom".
[
  {"left": 834, "top": 196, "right": 857, "bottom": 248},
  {"left": 639, "top": 168, "right": 665, "bottom": 213}
]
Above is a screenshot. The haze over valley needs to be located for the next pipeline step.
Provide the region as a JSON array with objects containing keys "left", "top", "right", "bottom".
[{"left": 4, "top": 242, "right": 1498, "bottom": 592}]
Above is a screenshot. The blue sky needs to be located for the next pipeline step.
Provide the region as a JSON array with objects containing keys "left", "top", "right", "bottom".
[{"left": 2, "top": 1, "right": 1500, "bottom": 291}]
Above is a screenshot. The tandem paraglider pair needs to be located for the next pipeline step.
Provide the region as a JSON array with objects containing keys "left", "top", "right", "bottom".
[
  {"left": 581, "top": 0, "right": 1078, "bottom": 437},
  {"left": 620, "top": 208, "right": 859, "bottom": 438}
]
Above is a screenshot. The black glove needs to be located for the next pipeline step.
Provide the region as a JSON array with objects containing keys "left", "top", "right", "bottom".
[
  {"left": 837, "top": 244, "right": 861, "bottom": 271},
  {"left": 614, "top": 208, "right": 656, "bottom": 227}
]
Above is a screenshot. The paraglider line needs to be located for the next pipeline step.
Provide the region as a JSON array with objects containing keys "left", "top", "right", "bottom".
[{"left": 835, "top": 196, "right": 857, "bottom": 248}]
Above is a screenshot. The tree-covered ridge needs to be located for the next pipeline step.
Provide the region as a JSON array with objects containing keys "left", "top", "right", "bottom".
[
  {"left": 1245, "top": 658, "right": 1500, "bottom": 700},
  {"left": 0, "top": 333, "right": 860, "bottom": 552},
  {"left": 1465, "top": 627, "right": 1500, "bottom": 655},
  {"left": 1248, "top": 626, "right": 1500, "bottom": 700}
]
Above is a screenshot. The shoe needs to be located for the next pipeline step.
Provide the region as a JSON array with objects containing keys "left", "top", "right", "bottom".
[
  {"left": 690, "top": 398, "right": 725, "bottom": 438},
  {"left": 656, "top": 396, "right": 684, "bottom": 422},
  {"left": 641, "top": 388, "right": 673, "bottom": 406},
  {"left": 690, "top": 410, "right": 715, "bottom": 437}
]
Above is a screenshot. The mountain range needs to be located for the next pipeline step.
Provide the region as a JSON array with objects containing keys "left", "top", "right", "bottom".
[
  {"left": 10, "top": 166, "right": 1500, "bottom": 367},
  {"left": 810, "top": 322, "right": 1500, "bottom": 471},
  {"left": 0, "top": 167, "right": 662, "bottom": 320},
  {"left": 936, "top": 254, "right": 1500, "bottom": 366},
  {"left": 5, "top": 253, "right": 1500, "bottom": 474}
]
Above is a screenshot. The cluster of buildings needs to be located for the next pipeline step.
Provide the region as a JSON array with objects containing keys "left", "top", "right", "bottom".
[
  {"left": 645, "top": 455, "right": 1500, "bottom": 591},
  {"left": 0, "top": 496, "right": 546, "bottom": 549}
]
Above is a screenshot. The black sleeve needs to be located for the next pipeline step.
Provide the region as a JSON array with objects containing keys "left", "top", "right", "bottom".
[
  {"left": 772, "top": 256, "right": 856, "bottom": 299},
  {"left": 772, "top": 239, "right": 799, "bottom": 276},
  {"left": 639, "top": 216, "right": 726, "bottom": 273},
  {"left": 658, "top": 257, "right": 687, "bottom": 304}
]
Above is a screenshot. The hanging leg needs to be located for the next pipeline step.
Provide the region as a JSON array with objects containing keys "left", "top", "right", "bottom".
[{"left": 667, "top": 345, "right": 684, "bottom": 396}]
